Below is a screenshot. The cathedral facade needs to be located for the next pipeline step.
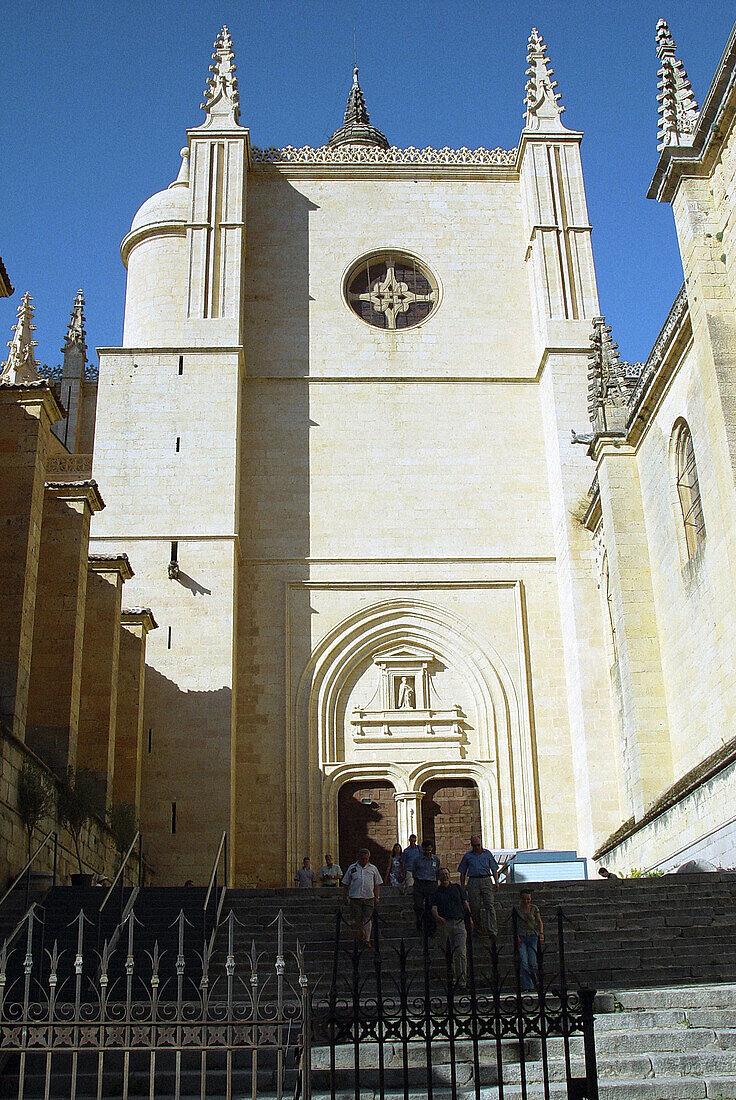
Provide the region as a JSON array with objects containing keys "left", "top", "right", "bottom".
[{"left": 4, "top": 20, "right": 734, "bottom": 888}]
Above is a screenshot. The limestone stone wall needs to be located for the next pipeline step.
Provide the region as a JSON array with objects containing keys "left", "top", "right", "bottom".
[
  {"left": 93, "top": 161, "right": 618, "bottom": 885},
  {"left": 244, "top": 171, "right": 537, "bottom": 380},
  {"left": 0, "top": 725, "right": 143, "bottom": 891},
  {"left": 637, "top": 343, "right": 736, "bottom": 780}
]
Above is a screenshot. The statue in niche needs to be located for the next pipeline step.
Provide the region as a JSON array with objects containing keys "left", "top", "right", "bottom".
[{"left": 397, "top": 676, "right": 416, "bottom": 709}]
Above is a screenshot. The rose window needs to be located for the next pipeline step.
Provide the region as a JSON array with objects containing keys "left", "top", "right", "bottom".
[{"left": 345, "top": 252, "right": 439, "bottom": 330}]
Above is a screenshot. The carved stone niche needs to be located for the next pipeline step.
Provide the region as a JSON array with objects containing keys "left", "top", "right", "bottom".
[{"left": 351, "top": 646, "right": 469, "bottom": 753}]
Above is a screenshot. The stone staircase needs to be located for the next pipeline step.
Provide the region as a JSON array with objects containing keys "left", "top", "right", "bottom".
[{"left": 210, "top": 875, "right": 736, "bottom": 991}]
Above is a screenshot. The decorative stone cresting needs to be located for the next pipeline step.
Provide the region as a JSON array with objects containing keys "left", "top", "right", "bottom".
[
  {"left": 656, "top": 19, "right": 699, "bottom": 150},
  {"left": 628, "top": 283, "right": 689, "bottom": 415},
  {"left": 0, "top": 291, "right": 41, "bottom": 384},
  {"left": 524, "top": 27, "right": 566, "bottom": 132},
  {"left": 251, "top": 144, "right": 517, "bottom": 165},
  {"left": 201, "top": 25, "right": 240, "bottom": 128}
]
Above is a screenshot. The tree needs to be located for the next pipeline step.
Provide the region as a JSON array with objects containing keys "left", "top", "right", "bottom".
[
  {"left": 107, "top": 802, "right": 137, "bottom": 856},
  {"left": 57, "top": 767, "right": 98, "bottom": 875},
  {"left": 16, "top": 762, "right": 54, "bottom": 862}
]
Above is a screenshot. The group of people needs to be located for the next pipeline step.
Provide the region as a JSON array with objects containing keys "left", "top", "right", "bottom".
[{"left": 294, "top": 834, "right": 544, "bottom": 990}]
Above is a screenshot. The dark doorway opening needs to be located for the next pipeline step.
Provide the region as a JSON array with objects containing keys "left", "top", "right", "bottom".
[
  {"left": 421, "top": 778, "right": 481, "bottom": 872},
  {"left": 338, "top": 781, "right": 397, "bottom": 876}
]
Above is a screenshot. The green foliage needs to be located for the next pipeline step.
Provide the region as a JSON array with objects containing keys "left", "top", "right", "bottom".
[
  {"left": 57, "top": 767, "right": 98, "bottom": 873},
  {"left": 627, "top": 867, "right": 665, "bottom": 878},
  {"left": 107, "top": 802, "right": 137, "bottom": 854},
  {"left": 16, "top": 762, "right": 54, "bottom": 860}
]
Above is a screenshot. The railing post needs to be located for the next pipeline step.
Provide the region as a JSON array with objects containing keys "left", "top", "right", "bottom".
[
  {"left": 298, "top": 943, "right": 312, "bottom": 1100},
  {"left": 579, "top": 988, "right": 599, "bottom": 1100},
  {"left": 138, "top": 832, "right": 143, "bottom": 887},
  {"left": 557, "top": 909, "right": 573, "bottom": 1090},
  {"left": 52, "top": 832, "right": 58, "bottom": 887}
]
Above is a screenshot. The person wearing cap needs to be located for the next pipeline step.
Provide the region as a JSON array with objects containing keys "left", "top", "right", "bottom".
[{"left": 458, "top": 834, "right": 500, "bottom": 938}]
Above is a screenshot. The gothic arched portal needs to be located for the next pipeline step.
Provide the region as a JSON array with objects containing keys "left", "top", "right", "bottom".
[{"left": 290, "top": 597, "right": 541, "bottom": 871}]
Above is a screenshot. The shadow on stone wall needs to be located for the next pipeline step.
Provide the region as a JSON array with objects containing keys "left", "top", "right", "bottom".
[{"left": 139, "top": 665, "right": 231, "bottom": 885}]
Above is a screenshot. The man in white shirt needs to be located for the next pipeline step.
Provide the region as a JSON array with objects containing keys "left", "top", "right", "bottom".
[
  {"left": 341, "top": 847, "right": 383, "bottom": 947},
  {"left": 320, "top": 853, "right": 343, "bottom": 887}
]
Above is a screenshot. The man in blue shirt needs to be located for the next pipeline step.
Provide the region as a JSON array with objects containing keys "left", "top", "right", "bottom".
[
  {"left": 413, "top": 840, "right": 441, "bottom": 935},
  {"left": 458, "top": 834, "right": 500, "bottom": 938},
  {"left": 401, "top": 834, "right": 421, "bottom": 889}
]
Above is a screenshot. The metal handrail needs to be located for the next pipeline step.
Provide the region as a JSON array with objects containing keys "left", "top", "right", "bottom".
[
  {"left": 203, "top": 830, "right": 227, "bottom": 941},
  {"left": 1, "top": 901, "right": 42, "bottom": 955},
  {"left": 99, "top": 831, "right": 141, "bottom": 915},
  {"left": 0, "top": 830, "right": 57, "bottom": 914}
]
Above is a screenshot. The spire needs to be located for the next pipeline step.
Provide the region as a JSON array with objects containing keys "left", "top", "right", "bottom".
[
  {"left": 524, "top": 28, "right": 566, "bottom": 132},
  {"left": 656, "top": 19, "right": 699, "bottom": 150},
  {"left": 345, "top": 66, "right": 370, "bottom": 126},
  {"left": 63, "top": 289, "right": 87, "bottom": 356},
  {"left": 201, "top": 25, "right": 240, "bottom": 128},
  {"left": 1, "top": 291, "right": 40, "bottom": 384},
  {"left": 328, "top": 66, "right": 389, "bottom": 149}
]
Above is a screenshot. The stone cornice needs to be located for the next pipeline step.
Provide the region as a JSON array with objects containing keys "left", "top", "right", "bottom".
[
  {"left": 88, "top": 552, "right": 134, "bottom": 581},
  {"left": 0, "top": 379, "right": 66, "bottom": 421},
  {"left": 120, "top": 221, "right": 186, "bottom": 266},
  {"left": 594, "top": 732, "right": 736, "bottom": 861},
  {"left": 45, "top": 478, "right": 105, "bottom": 512},
  {"left": 649, "top": 22, "right": 736, "bottom": 203},
  {"left": 121, "top": 607, "right": 158, "bottom": 632}
]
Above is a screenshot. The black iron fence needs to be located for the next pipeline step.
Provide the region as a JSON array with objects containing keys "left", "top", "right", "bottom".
[
  {"left": 0, "top": 898, "right": 598, "bottom": 1100},
  {"left": 319, "top": 904, "right": 598, "bottom": 1100}
]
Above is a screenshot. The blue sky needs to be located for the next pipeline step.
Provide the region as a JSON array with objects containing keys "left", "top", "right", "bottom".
[{"left": 1, "top": 1, "right": 733, "bottom": 366}]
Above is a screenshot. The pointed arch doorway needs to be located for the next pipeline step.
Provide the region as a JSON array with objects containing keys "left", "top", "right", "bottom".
[
  {"left": 338, "top": 781, "right": 397, "bottom": 874},
  {"left": 421, "top": 778, "right": 481, "bottom": 872}
]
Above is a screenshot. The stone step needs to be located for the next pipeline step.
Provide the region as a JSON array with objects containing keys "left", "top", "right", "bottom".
[{"left": 614, "top": 985, "right": 736, "bottom": 1010}]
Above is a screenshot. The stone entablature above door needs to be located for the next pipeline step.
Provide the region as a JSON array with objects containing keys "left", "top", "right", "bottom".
[{"left": 350, "top": 644, "right": 471, "bottom": 753}]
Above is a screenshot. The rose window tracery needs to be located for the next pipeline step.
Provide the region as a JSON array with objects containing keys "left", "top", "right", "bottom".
[{"left": 345, "top": 253, "right": 439, "bottom": 330}]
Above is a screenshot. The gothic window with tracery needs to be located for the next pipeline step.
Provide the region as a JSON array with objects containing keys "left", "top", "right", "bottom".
[
  {"left": 673, "top": 420, "right": 706, "bottom": 559},
  {"left": 345, "top": 252, "right": 439, "bottom": 330}
]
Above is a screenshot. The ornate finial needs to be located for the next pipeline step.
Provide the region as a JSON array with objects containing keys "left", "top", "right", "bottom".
[
  {"left": 170, "top": 148, "right": 190, "bottom": 188},
  {"left": 63, "top": 289, "right": 87, "bottom": 355},
  {"left": 656, "top": 19, "right": 699, "bottom": 150},
  {"left": 201, "top": 25, "right": 240, "bottom": 128},
  {"left": 524, "top": 27, "right": 566, "bottom": 132},
  {"left": 328, "top": 66, "right": 389, "bottom": 149},
  {"left": 1, "top": 291, "right": 40, "bottom": 384},
  {"left": 587, "top": 317, "right": 639, "bottom": 433}
]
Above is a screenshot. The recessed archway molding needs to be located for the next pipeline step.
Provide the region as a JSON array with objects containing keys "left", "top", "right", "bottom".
[{"left": 288, "top": 597, "right": 540, "bottom": 867}]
